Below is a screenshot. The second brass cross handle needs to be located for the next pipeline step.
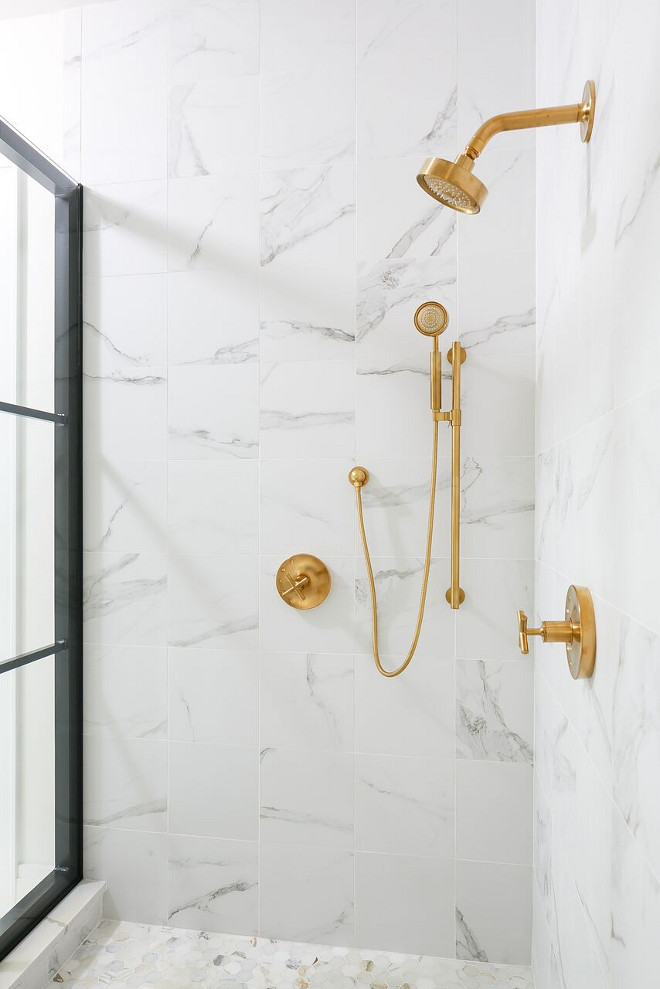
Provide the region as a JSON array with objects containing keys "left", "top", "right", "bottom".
[
  {"left": 517, "top": 611, "right": 578, "bottom": 654},
  {"left": 516, "top": 584, "right": 596, "bottom": 679}
]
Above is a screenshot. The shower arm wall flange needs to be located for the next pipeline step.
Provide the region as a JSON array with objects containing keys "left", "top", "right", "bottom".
[{"left": 462, "top": 79, "right": 596, "bottom": 163}]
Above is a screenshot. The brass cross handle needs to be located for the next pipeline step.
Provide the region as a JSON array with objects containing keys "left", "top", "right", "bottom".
[
  {"left": 516, "top": 585, "right": 596, "bottom": 679},
  {"left": 276, "top": 554, "right": 331, "bottom": 610}
]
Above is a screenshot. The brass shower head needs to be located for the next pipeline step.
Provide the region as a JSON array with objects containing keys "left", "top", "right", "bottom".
[
  {"left": 417, "top": 79, "right": 596, "bottom": 215},
  {"left": 414, "top": 300, "right": 448, "bottom": 336}
]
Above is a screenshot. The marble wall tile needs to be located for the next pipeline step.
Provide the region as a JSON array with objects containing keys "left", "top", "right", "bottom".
[
  {"left": 456, "top": 860, "right": 532, "bottom": 965},
  {"left": 168, "top": 835, "right": 259, "bottom": 935},
  {"left": 83, "top": 827, "right": 168, "bottom": 924},
  {"left": 259, "top": 652, "right": 354, "bottom": 753},
  {"left": 83, "top": 274, "right": 167, "bottom": 374},
  {"left": 356, "top": 257, "right": 457, "bottom": 373},
  {"left": 456, "top": 659, "right": 533, "bottom": 762},
  {"left": 461, "top": 353, "right": 535, "bottom": 458},
  {"left": 460, "top": 456, "right": 535, "bottom": 560},
  {"left": 83, "top": 552, "right": 168, "bottom": 646},
  {"left": 261, "top": 65, "right": 355, "bottom": 171},
  {"left": 168, "top": 554, "right": 258, "bottom": 650},
  {"left": 356, "top": 369, "right": 440, "bottom": 460},
  {"left": 168, "top": 461, "right": 259, "bottom": 555},
  {"left": 355, "top": 754, "right": 454, "bottom": 857},
  {"left": 259, "top": 844, "right": 354, "bottom": 945},
  {"left": 169, "top": 648, "right": 258, "bottom": 746},
  {"left": 83, "top": 369, "right": 167, "bottom": 464},
  {"left": 169, "top": 0, "right": 260, "bottom": 84},
  {"left": 260, "top": 261, "right": 356, "bottom": 363},
  {"left": 81, "top": 0, "right": 168, "bottom": 94},
  {"left": 260, "top": 361, "right": 355, "bottom": 460},
  {"left": 260, "top": 748, "right": 353, "bottom": 849},
  {"left": 260, "top": 0, "right": 355, "bottom": 75},
  {"left": 355, "top": 555, "right": 455, "bottom": 659},
  {"left": 81, "top": 85, "right": 167, "bottom": 185},
  {"left": 83, "top": 182, "right": 168, "bottom": 278},
  {"left": 168, "top": 173, "right": 259, "bottom": 272},
  {"left": 261, "top": 164, "right": 356, "bottom": 267},
  {"left": 355, "top": 852, "right": 454, "bottom": 956},
  {"left": 168, "top": 364, "right": 259, "bottom": 461},
  {"left": 168, "top": 268, "right": 259, "bottom": 366},
  {"left": 83, "top": 460, "right": 168, "bottom": 554},
  {"left": 456, "top": 761, "right": 532, "bottom": 865},
  {"left": 456, "top": 559, "right": 533, "bottom": 662},
  {"left": 260, "top": 458, "right": 355, "bottom": 558},
  {"left": 259, "top": 556, "right": 355, "bottom": 655},
  {"left": 83, "top": 644, "right": 167, "bottom": 739},
  {"left": 357, "top": 158, "right": 456, "bottom": 262},
  {"left": 458, "top": 251, "right": 535, "bottom": 357},
  {"left": 83, "top": 736, "right": 167, "bottom": 831},
  {"left": 354, "top": 651, "right": 454, "bottom": 758},
  {"left": 169, "top": 742, "right": 258, "bottom": 841},
  {"left": 168, "top": 77, "right": 259, "bottom": 178},
  {"left": 356, "top": 0, "right": 457, "bottom": 163},
  {"left": 457, "top": 149, "right": 535, "bottom": 258}
]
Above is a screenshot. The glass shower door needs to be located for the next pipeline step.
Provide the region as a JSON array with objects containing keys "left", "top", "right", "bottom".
[{"left": 0, "top": 117, "right": 82, "bottom": 961}]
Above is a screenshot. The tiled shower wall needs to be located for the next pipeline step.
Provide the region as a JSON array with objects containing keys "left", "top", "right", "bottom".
[
  {"left": 534, "top": 0, "right": 660, "bottom": 985},
  {"left": 1, "top": 0, "right": 535, "bottom": 965}
]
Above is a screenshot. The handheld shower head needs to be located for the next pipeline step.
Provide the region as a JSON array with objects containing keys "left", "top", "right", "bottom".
[
  {"left": 414, "top": 301, "right": 449, "bottom": 337},
  {"left": 417, "top": 80, "right": 596, "bottom": 215}
]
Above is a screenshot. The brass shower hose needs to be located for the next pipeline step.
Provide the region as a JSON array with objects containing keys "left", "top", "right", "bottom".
[{"left": 352, "top": 420, "right": 439, "bottom": 678}]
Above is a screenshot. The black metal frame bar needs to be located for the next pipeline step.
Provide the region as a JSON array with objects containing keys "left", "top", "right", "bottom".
[{"left": 0, "top": 118, "right": 82, "bottom": 962}]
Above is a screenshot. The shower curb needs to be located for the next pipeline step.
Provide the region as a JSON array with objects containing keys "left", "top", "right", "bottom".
[{"left": 0, "top": 881, "right": 105, "bottom": 989}]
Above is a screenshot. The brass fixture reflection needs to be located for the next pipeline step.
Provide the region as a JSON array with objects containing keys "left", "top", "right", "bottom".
[
  {"left": 276, "top": 554, "right": 331, "bottom": 609},
  {"left": 417, "top": 80, "right": 596, "bottom": 214},
  {"left": 517, "top": 584, "right": 596, "bottom": 679},
  {"left": 349, "top": 302, "right": 466, "bottom": 679}
]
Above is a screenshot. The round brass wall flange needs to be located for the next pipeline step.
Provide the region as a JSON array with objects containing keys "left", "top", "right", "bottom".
[
  {"left": 565, "top": 584, "right": 596, "bottom": 678},
  {"left": 580, "top": 79, "right": 596, "bottom": 143},
  {"left": 276, "top": 554, "right": 331, "bottom": 610}
]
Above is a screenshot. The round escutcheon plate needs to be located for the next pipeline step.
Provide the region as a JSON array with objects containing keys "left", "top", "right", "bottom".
[
  {"left": 565, "top": 584, "right": 596, "bottom": 678},
  {"left": 276, "top": 553, "right": 331, "bottom": 610}
]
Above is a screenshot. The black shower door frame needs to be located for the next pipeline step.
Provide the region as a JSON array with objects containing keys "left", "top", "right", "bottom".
[{"left": 0, "top": 118, "right": 82, "bottom": 961}]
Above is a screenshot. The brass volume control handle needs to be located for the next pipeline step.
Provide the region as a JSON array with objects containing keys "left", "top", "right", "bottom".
[
  {"left": 517, "top": 584, "right": 596, "bottom": 680},
  {"left": 276, "top": 554, "right": 331, "bottom": 610}
]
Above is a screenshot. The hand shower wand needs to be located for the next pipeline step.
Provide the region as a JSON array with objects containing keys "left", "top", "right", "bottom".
[{"left": 349, "top": 302, "right": 466, "bottom": 679}]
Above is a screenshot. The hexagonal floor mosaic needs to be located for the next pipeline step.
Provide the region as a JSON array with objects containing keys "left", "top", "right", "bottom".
[{"left": 51, "top": 920, "right": 534, "bottom": 989}]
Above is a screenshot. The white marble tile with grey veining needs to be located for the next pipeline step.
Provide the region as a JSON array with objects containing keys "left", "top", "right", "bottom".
[
  {"left": 261, "top": 66, "right": 355, "bottom": 172},
  {"left": 83, "top": 182, "right": 168, "bottom": 278},
  {"left": 169, "top": 742, "right": 258, "bottom": 841},
  {"left": 458, "top": 251, "right": 535, "bottom": 356},
  {"left": 168, "top": 173, "right": 259, "bottom": 272},
  {"left": 83, "top": 460, "right": 167, "bottom": 555},
  {"left": 260, "top": 748, "right": 353, "bottom": 849},
  {"left": 83, "top": 274, "right": 167, "bottom": 374},
  {"left": 168, "top": 364, "right": 259, "bottom": 460},
  {"left": 259, "top": 652, "right": 354, "bottom": 753},
  {"left": 168, "top": 648, "right": 258, "bottom": 746},
  {"left": 168, "top": 460, "right": 259, "bottom": 555},
  {"left": 83, "top": 735, "right": 167, "bottom": 831},
  {"left": 260, "top": 261, "right": 356, "bottom": 363},
  {"left": 168, "top": 77, "right": 259, "bottom": 178},
  {"left": 83, "top": 644, "right": 167, "bottom": 739},
  {"left": 168, "top": 554, "right": 258, "bottom": 650},
  {"left": 81, "top": 0, "right": 168, "bottom": 95},
  {"left": 83, "top": 552, "right": 167, "bottom": 646},
  {"left": 457, "top": 659, "right": 533, "bottom": 763},
  {"left": 260, "top": 361, "right": 355, "bottom": 460},
  {"left": 456, "top": 860, "right": 532, "bottom": 966},
  {"left": 83, "top": 369, "right": 168, "bottom": 464},
  {"left": 355, "top": 754, "right": 454, "bottom": 858},
  {"left": 356, "top": 257, "right": 457, "bottom": 374},
  {"left": 83, "top": 828, "right": 168, "bottom": 925},
  {"left": 168, "top": 268, "right": 259, "bottom": 367},
  {"left": 460, "top": 456, "right": 534, "bottom": 560},
  {"left": 169, "top": 0, "right": 259, "bottom": 84},
  {"left": 168, "top": 835, "right": 258, "bottom": 935},
  {"left": 261, "top": 165, "right": 356, "bottom": 266}
]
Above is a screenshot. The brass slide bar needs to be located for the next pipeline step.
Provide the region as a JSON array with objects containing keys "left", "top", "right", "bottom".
[{"left": 435, "top": 341, "right": 465, "bottom": 609}]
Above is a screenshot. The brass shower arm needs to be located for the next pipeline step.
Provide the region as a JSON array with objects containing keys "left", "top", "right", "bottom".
[{"left": 464, "top": 94, "right": 593, "bottom": 160}]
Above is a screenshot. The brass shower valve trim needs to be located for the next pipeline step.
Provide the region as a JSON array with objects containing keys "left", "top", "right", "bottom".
[
  {"left": 517, "top": 584, "right": 596, "bottom": 679},
  {"left": 276, "top": 554, "right": 331, "bottom": 610}
]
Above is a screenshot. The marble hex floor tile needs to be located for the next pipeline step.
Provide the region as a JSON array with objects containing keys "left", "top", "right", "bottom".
[{"left": 51, "top": 919, "right": 533, "bottom": 989}]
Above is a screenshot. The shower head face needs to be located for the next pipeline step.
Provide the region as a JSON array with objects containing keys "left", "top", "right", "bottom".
[
  {"left": 414, "top": 301, "right": 449, "bottom": 337},
  {"left": 417, "top": 157, "right": 487, "bottom": 214}
]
